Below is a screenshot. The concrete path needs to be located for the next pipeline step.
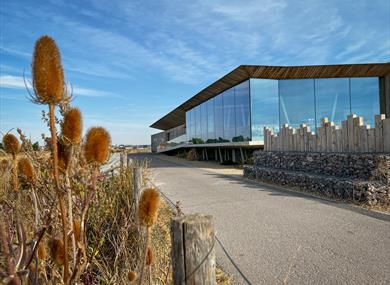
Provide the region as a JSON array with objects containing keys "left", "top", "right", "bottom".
[{"left": 130, "top": 153, "right": 390, "bottom": 285}]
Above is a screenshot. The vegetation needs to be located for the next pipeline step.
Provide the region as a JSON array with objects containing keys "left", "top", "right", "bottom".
[
  {"left": 0, "top": 35, "right": 231, "bottom": 285},
  {"left": 0, "top": 35, "right": 172, "bottom": 285}
]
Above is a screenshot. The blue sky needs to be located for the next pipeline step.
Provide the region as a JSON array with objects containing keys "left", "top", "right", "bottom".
[{"left": 1, "top": 0, "right": 389, "bottom": 145}]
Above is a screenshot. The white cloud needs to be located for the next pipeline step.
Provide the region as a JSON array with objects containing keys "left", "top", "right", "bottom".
[
  {"left": 0, "top": 75, "right": 28, "bottom": 89},
  {"left": 72, "top": 86, "right": 115, "bottom": 97},
  {"left": 0, "top": 75, "right": 116, "bottom": 98}
]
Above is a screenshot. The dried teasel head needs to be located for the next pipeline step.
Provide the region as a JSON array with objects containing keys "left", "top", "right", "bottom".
[
  {"left": 17, "top": 157, "right": 35, "bottom": 185},
  {"left": 61, "top": 107, "right": 82, "bottom": 145},
  {"left": 32, "top": 35, "right": 65, "bottom": 104},
  {"left": 58, "top": 140, "right": 70, "bottom": 172},
  {"left": 2, "top": 133, "right": 20, "bottom": 156},
  {"left": 84, "top": 127, "right": 111, "bottom": 166},
  {"left": 146, "top": 247, "right": 153, "bottom": 266},
  {"left": 1, "top": 159, "right": 9, "bottom": 172},
  {"left": 138, "top": 188, "right": 160, "bottom": 227},
  {"left": 48, "top": 238, "right": 65, "bottom": 266},
  {"left": 128, "top": 271, "right": 137, "bottom": 282}
]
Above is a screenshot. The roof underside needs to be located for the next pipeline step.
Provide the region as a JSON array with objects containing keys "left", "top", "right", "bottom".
[{"left": 150, "top": 63, "right": 390, "bottom": 130}]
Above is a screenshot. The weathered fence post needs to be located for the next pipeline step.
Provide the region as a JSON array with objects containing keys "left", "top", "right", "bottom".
[
  {"left": 133, "top": 167, "right": 142, "bottom": 217},
  {"left": 171, "top": 214, "right": 216, "bottom": 285}
]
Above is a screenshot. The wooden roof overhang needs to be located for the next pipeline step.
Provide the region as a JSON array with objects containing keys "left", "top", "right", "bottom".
[{"left": 150, "top": 63, "right": 390, "bottom": 130}]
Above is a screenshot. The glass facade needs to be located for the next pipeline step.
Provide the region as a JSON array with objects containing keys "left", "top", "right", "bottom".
[
  {"left": 186, "top": 80, "right": 251, "bottom": 143},
  {"left": 186, "top": 76, "right": 380, "bottom": 144}
]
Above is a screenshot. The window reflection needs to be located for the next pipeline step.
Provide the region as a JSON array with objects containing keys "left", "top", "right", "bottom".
[
  {"left": 250, "top": 79, "right": 279, "bottom": 141},
  {"left": 207, "top": 98, "right": 215, "bottom": 142},
  {"left": 214, "top": 94, "right": 224, "bottom": 141},
  {"left": 350, "top": 77, "right": 379, "bottom": 126},
  {"left": 195, "top": 106, "right": 201, "bottom": 140},
  {"left": 315, "top": 78, "right": 350, "bottom": 126},
  {"left": 279, "top": 79, "right": 316, "bottom": 131},
  {"left": 223, "top": 89, "right": 235, "bottom": 142},
  {"left": 201, "top": 103, "right": 208, "bottom": 142},
  {"left": 235, "top": 80, "right": 250, "bottom": 141}
]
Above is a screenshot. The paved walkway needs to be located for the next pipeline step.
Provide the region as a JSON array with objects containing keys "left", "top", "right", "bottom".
[{"left": 130, "top": 153, "right": 390, "bottom": 285}]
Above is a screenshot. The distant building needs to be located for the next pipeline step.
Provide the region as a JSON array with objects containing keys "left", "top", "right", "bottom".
[{"left": 150, "top": 63, "right": 390, "bottom": 158}]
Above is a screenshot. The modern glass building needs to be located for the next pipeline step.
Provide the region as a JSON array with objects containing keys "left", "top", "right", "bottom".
[{"left": 151, "top": 63, "right": 390, "bottom": 154}]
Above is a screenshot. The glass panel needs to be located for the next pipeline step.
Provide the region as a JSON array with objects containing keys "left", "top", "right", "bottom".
[
  {"left": 279, "top": 79, "right": 316, "bottom": 131},
  {"left": 223, "top": 89, "right": 236, "bottom": 142},
  {"left": 186, "top": 110, "right": 190, "bottom": 141},
  {"left": 250, "top": 79, "right": 279, "bottom": 141},
  {"left": 201, "top": 103, "right": 208, "bottom": 142},
  {"left": 315, "top": 78, "right": 351, "bottom": 127},
  {"left": 207, "top": 98, "right": 215, "bottom": 142},
  {"left": 350, "top": 77, "right": 379, "bottom": 126},
  {"left": 190, "top": 109, "right": 196, "bottom": 142},
  {"left": 195, "top": 105, "right": 201, "bottom": 141},
  {"left": 234, "top": 80, "right": 251, "bottom": 141},
  {"left": 214, "top": 94, "right": 224, "bottom": 142}
]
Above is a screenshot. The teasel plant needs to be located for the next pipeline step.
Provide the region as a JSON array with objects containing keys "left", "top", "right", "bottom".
[
  {"left": 137, "top": 188, "right": 160, "bottom": 285},
  {"left": 2, "top": 133, "right": 21, "bottom": 192},
  {"left": 68, "top": 126, "right": 111, "bottom": 281},
  {"left": 60, "top": 107, "right": 83, "bottom": 267},
  {"left": 27, "top": 35, "right": 71, "bottom": 282}
]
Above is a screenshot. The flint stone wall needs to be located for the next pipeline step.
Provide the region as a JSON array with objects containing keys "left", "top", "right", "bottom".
[{"left": 244, "top": 151, "right": 390, "bottom": 206}]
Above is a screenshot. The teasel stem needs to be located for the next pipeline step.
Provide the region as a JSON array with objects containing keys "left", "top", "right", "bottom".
[
  {"left": 79, "top": 165, "right": 98, "bottom": 277},
  {"left": 31, "top": 187, "right": 40, "bottom": 228},
  {"left": 11, "top": 154, "right": 18, "bottom": 192},
  {"left": 138, "top": 226, "right": 151, "bottom": 285},
  {"left": 48, "top": 103, "right": 69, "bottom": 282},
  {"left": 65, "top": 146, "right": 77, "bottom": 267}
]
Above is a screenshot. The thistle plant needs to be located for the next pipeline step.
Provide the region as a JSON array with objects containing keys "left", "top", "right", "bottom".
[{"left": 138, "top": 188, "right": 160, "bottom": 285}]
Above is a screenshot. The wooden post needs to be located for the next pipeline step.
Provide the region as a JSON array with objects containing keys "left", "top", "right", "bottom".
[
  {"left": 367, "top": 126, "right": 376, "bottom": 152},
  {"left": 375, "top": 114, "right": 386, "bottom": 152},
  {"left": 353, "top": 116, "right": 363, "bottom": 152},
  {"left": 120, "top": 152, "right": 124, "bottom": 168},
  {"left": 342, "top": 120, "right": 348, "bottom": 152},
  {"left": 359, "top": 126, "right": 368, "bottom": 152},
  {"left": 133, "top": 167, "right": 142, "bottom": 217},
  {"left": 347, "top": 114, "right": 356, "bottom": 152},
  {"left": 384, "top": 118, "right": 390, "bottom": 153},
  {"left": 171, "top": 214, "right": 216, "bottom": 285}
]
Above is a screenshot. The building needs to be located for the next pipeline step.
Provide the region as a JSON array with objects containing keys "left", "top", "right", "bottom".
[{"left": 150, "top": 63, "right": 390, "bottom": 160}]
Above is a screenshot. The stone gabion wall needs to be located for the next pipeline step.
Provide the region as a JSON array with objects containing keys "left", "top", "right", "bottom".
[
  {"left": 252, "top": 151, "right": 390, "bottom": 182},
  {"left": 244, "top": 151, "right": 390, "bottom": 206}
]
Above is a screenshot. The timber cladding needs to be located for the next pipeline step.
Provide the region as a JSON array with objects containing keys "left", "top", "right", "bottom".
[{"left": 150, "top": 63, "right": 390, "bottom": 131}]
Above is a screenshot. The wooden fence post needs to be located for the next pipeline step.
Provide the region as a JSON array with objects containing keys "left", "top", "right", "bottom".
[
  {"left": 171, "top": 214, "right": 216, "bottom": 285},
  {"left": 127, "top": 155, "right": 131, "bottom": 167},
  {"left": 133, "top": 167, "right": 142, "bottom": 217}
]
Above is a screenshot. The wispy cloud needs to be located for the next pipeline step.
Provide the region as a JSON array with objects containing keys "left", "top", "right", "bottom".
[
  {"left": 0, "top": 75, "right": 117, "bottom": 98},
  {"left": 0, "top": 75, "right": 27, "bottom": 89}
]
